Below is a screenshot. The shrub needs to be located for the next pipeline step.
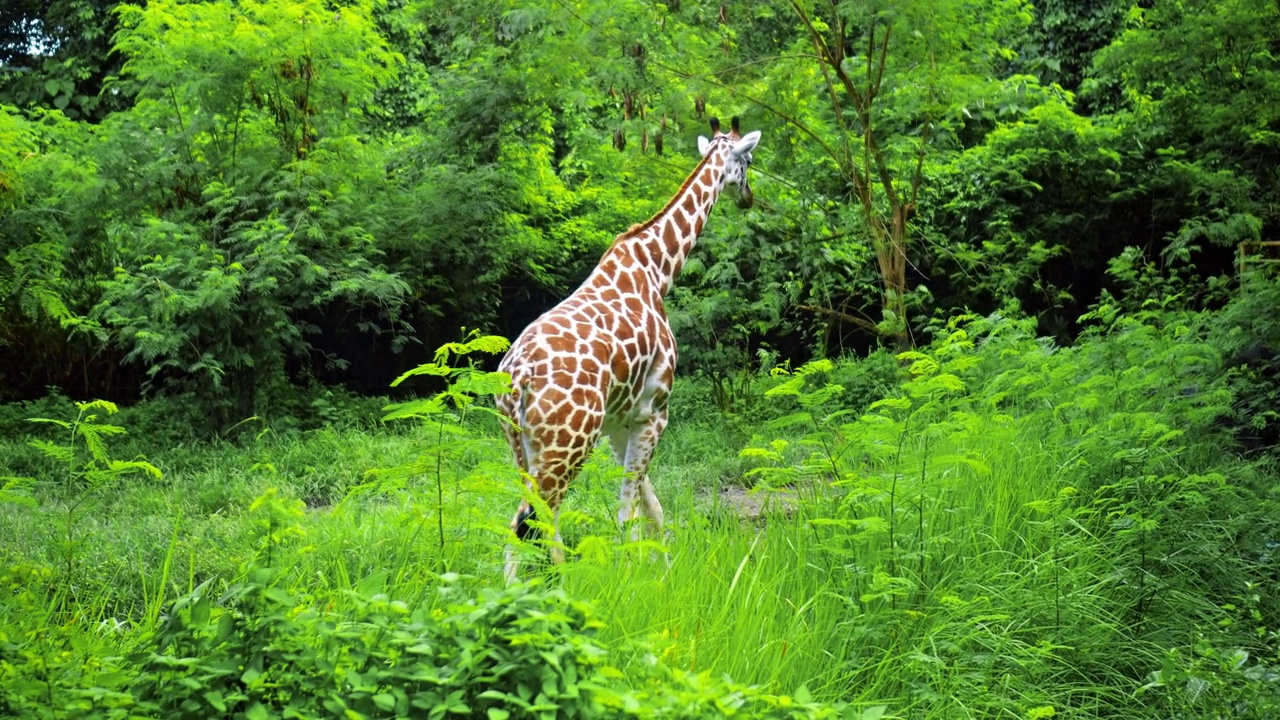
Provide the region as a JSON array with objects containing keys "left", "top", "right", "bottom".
[{"left": 130, "top": 572, "right": 851, "bottom": 719}]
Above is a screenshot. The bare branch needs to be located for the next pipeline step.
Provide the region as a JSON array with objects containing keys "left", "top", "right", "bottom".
[
  {"left": 725, "top": 87, "right": 846, "bottom": 172},
  {"left": 797, "top": 304, "right": 881, "bottom": 333},
  {"left": 871, "top": 21, "right": 892, "bottom": 100},
  {"left": 787, "top": 0, "right": 837, "bottom": 68}
]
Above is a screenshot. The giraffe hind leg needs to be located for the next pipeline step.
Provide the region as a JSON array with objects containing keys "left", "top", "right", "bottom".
[
  {"left": 501, "top": 390, "right": 539, "bottom": 582},
  {"left": 505, "top": 441, "right": 592, "bottom": 581},
  {"left": 503, "top": 380, "right": 603, "bottom": 582},
  {"left": 513, "top": 502, "right": 539, "bottom": 542},
  {"left": 637, "top": 474, "right": 664, "bottom": 531}
]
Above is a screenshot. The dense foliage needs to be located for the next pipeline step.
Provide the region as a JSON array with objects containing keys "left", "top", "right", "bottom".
[
  {"left": 3, "top": 286, "right": 1278, "bottom": 717},
  {"left": 3, "top": 0, "right": 1276, "bottom": 416},
  {"left": 2, "top": 0, "right": 1280, "bottom": 717}
]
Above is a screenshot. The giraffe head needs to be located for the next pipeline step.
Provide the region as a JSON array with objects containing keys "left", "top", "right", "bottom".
[{"left": 697, "top": 116, "right": 761, "bottom": 209}]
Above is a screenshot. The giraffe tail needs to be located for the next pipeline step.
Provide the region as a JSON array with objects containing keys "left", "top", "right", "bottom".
[{"left": 513, "top": 379, "right": 541, "bottom": 543}]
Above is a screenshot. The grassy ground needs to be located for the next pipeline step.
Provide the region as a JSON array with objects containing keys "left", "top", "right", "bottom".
[{"left": 2, "top": 314, "right": 1278, "bottom": 718}]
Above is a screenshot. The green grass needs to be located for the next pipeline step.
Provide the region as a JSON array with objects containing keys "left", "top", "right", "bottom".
[{"left": 2, "top": 314, "right": 1279, "bottom": 718}]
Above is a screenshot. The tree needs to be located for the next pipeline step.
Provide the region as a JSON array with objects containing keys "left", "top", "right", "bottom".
[
  {"left": 752, "top": 0, "right": 1034, "bottom": 348},
  {"left": 80, "top": 0, "right": 412, "bottom": 422},
  {"left": 1089, "top": 0, "right": 1277, "bottom": 251}
]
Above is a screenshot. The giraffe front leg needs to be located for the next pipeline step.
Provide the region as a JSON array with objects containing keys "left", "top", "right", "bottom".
[
  {"left": 611, "top": 431, "right": 644, "bottom": 538},
  {"left": 637, "top": 474, "right": 664, "bottom": 532},
  {"left": 614, "top": 411, "right": 668, "bottom": 540},
  {"left": 505, "top": 437, "right": 589, "bottom": 583}
]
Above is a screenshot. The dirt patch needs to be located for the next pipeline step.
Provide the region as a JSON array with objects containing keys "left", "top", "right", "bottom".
[{"left": 711, "top": 484, "right": 798, "bottom": 522}]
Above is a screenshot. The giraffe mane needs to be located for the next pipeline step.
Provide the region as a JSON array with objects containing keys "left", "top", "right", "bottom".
[{"left": 603, "top": 137, "right": 729, "bottom": 255}]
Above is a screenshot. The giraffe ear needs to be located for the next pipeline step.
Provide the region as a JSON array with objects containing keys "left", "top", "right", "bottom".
[
  {"left": 697, "top": 136, "right": 712, "bottom": 157},
  {"left": 731, "top": 131, "right": 761, "bottom": 157}
]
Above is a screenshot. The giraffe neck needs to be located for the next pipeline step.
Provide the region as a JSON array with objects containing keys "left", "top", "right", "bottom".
[{"left": 600, "top": 153, "right": 726, "bottom": 297}]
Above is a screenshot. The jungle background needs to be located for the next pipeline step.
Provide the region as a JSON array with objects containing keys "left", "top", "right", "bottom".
[{"left": 2, "top": 0, "right": 1280, "bottom": 718}]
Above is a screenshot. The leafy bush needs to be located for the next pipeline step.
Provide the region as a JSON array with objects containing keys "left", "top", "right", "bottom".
[
  {"left": 128, "top": 571, "right": 853, "bottom": 720},
  {"left": 0, "top": 561, "right": 856, "bottom": 719},
  {"left": 738, "top": 306, "right": 1279, "bottom": 715},
  {"left": 0, "top": 563, "right": 140, "bottom": 720},
  {"left": 1208, "top": 273, "right": 1280, "bottom": 455}
]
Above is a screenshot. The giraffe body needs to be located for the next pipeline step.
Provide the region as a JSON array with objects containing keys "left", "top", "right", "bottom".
[{"left": 498, "top": 121, "right": 761, "bottom": 580}]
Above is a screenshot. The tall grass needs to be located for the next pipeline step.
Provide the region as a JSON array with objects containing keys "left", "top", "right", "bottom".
[{"left": 2, "top": 310, "right": 1278, "bottom": 717}]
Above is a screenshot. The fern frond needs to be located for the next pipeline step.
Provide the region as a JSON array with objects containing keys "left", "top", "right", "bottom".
[
  {"left": 765, "top": 377, "right": 805, "bottom": 398},
  {"left": 460, "top": 334, "right": 511, "bottom": 356},
  {"left": 390, "top": 363, "right": 453, "bottom": 387},
  {"left": 796, "top": 359, "right": 835, "bottom": 376},
  {"left": 27, "top": 439, "right": 73, "bottom": 463},
  {"left": 77, "top": 400, "right": 119, "bottom": 415},
  {"left": 382, "top": 396, "right": 447, "bottom": 421},
  {"left": 453, "top": 371, "right": 513, "bottom": 397},
  {"left": 106, "top": 459, "right": 163, "bottom": 479},
  {"left": 0, "top": 476, "right": 37, "bottom": 508}
]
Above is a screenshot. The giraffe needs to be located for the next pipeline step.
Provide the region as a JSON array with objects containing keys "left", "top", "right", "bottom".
[{"left": 497, "top": 117, "right": 761, "bottom": 581}]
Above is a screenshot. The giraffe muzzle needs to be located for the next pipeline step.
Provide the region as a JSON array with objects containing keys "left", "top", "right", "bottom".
[{"left": 736, "top": 184, "right": 754, "bottom": 209}]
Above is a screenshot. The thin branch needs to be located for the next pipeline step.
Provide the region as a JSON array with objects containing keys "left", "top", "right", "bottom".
[
  {"left": 717, "top": 86, "right": 846, "bottom": 173},
  {"left": 797, "top": 304, "right": 880, "bottom": 333},
  {"left": 909, "top": 117, "right": 932, "bottom": 209},
  {"left": 871, "top": 22, "right": 892, "bottom": 100},
  {"left": 812, "top": 49, "right": 858, "bottom": 188},
  {"left": 693, "top": 54, "right": 828, "bottom": 78},
  {"left": 787, "top": 0, "right": 837, "bottom": 72}
]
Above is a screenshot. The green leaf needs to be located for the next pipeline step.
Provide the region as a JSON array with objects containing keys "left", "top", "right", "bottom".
[
  {"left": 190, "top": 595, "right": 211, "bottom": 625},
  {"left": 859, "top": 706, "right": 887, "bottom": 720},
  {"left": 793, "top": 684, "right": 812, "bottom": 704},
  {"left": 203, "top": 690, "right": 227, "bottom": 712}
]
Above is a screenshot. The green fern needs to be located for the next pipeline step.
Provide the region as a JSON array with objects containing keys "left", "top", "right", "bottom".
[
  {"left": 24, "top": 399, "right": 162, "bottom": 604},
  {"left": 375, "top": 332, "right": 514, "bottom": 569}
]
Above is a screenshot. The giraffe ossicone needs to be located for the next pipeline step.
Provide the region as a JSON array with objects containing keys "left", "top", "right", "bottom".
[{"left": 497, "top": 117, "right": 762, "bottom": 582}]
